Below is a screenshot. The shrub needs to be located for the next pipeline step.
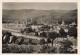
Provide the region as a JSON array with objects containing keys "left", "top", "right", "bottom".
[
  {"left": 31, "top": 39, "right": 38, "bottom": 45},
  {"left": 20, "top": 28, "right": 33, "bottom": 34},
  {"left": 40, "top": 38, "right": 45, "bottom": 45},
  {"left": 47, "top": 47, "right": 57, "bottom": 53},
  {"left": 59, "top": 40, "right": 73, "bottom": 53},
  {"left": 26, "top": 46, "right": 35, "bottom": 53},
  {"left": 2, "top": 30, "right": 12, "bottom": 36},
  {"left": 35, "top": 32, "right": 38, "bottom": 36},
  {"left": 23, "top": 38, "right": 30, "bottom": 45},
  {"left": 40, "top": 45, "right": 57, "bottom": 53},
  {"left": 15, "top": 37, "right": 24, "bottom": 45},
  {"left": 2, "top": 44, "right": 35, "bottom": 53},
  {"left": 2, "top": 44, "right": 10, "bottom": 53}
]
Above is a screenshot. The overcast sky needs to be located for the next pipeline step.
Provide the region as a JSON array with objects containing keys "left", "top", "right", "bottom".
[{"left": 3, "top": 2, "right": 77, "bottom": 10}]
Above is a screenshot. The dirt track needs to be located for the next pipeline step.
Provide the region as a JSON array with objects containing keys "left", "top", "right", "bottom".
[{"left": 2, "top": 28, "right": 47, "bottom": 40}]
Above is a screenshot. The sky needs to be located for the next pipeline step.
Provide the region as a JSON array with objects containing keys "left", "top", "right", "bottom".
[{"left": 3, "top": 2, "right": 77, "bottom": 10}]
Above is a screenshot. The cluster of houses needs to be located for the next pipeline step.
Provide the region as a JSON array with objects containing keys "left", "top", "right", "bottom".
[{"left": 3, "top": 19, "right": 77, "bottom": 34}]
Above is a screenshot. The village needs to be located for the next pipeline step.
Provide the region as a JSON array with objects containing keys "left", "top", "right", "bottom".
[
  {"left": 2, "top": 19, "right": 76, "bottom": 32},
  {"left": 2, "top": 19, "right": 77, "bottom": 53}
]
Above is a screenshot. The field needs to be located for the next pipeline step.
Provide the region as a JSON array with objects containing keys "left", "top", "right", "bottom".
[{"left": 2, "top": 44, "right": 43, "bottom": 53}]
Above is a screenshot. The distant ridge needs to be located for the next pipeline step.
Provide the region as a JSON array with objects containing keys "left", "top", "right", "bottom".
[{"left": 2, "top": 9, "right": 77, "bottom": 24}]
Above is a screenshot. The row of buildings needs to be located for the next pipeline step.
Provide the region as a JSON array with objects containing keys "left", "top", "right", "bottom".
[{"left": 2, "top": 19, "right": 77, "bottom": 34}]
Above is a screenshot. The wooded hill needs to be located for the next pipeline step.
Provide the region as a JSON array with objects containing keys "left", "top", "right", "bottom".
[{"left": 2, "top": 9, "right": 77, "bottom": 24}]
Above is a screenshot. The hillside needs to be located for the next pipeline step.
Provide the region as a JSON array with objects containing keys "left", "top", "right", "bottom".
[{"left": 2, "top": 9, "right": 77, "bottom": 24}]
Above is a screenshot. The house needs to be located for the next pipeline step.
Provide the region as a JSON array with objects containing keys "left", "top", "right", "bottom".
[
  {"left": 31, "top": 24, "right": 43, "bottom": 32},
  {"left": 53, "top": 26, "right": 61, "bottom": 33},
  {"left": 69, "top": 22, "right": 76, "bottom": 27},
  {"left": 64, "top": 28, "right": 68, "bottom": 32}
]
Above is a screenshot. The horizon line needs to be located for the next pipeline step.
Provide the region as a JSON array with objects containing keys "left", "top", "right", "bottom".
[{"left": 2, "top": 8, "right": 77, "bottom": 10}]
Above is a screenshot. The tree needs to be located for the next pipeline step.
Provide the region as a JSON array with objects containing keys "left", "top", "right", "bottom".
[
  {"left": 18, "top": 37, "right": 24, "bottom": 45},
  {"left": 39, "top": 25, "right": 50, "bottom": 31},
  {"left": 29, "top": 39, "right": 33, "bottom": 44},
  {"left": 58, "top": 20, "right": 62, "bottom": 24},
  {"left": 40, "top": 31, "right": 46, "bottom": 37},
  {"left": 59, "top": 28, "right": 67, "bottom": 40},
  {"left": 2, "top": 30, "right": 12, "bottom": 44},
  {"left": 64, "top": 19, "right": 73, "bottom": 25},
  {"left": 40, "top": 45, "right": 57, "bottom": 53},
  {"left": 47, "top": 38, "right": 52, "bottom": 44},
  {"left": 10, "top": 35, "right": 17, "bottom": 43},
  {"left": 21, "top": 28, "right": 33, "bottom": 34},
  {"left": 40, "top": 38, "right": 45, "bottom": 45},
  {"left": 32, "top": 18, "right": 37, "bottom": 25},
  {"left": 2, "top": 30, "right": 12, "bottom": 36},
  {"left": 35, "top": 32, "right": 38, "bottom": 36},
  {"left": 47, "top": 32, "right": 60, "bottom": 46},
  {"left": 68, "top": 27, "right": 77, "bottom": 39}
]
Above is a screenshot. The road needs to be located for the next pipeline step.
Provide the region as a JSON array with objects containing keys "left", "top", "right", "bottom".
[{"left": 2, "top": 28, "right": 47, "bottom": 40}]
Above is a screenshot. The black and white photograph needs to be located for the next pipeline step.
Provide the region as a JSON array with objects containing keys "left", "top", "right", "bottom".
[{"left": 2, "top": 2, "right": 77, "bottom": 53}]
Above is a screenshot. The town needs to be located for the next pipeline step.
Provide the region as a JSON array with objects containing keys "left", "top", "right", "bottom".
[{"left": 2, "top": 19, "right": 77, "bottom": 53}]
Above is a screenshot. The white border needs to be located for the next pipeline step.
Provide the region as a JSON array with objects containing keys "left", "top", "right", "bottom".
[{"left": 0, "top": 0, "right": 79, "bottom": 55}]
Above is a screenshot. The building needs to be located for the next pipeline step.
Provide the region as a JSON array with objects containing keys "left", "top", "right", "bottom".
[
  {"left": 69, "top": 22, "right": 76, "bottom": 27},
  {"left": 31, "top": 24, "right": 43, "bottom": 32}
]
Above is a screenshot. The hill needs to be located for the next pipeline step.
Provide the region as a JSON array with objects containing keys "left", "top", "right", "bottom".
[{"left": 2, "top": 9, "right": 77, "bottom": 24}]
